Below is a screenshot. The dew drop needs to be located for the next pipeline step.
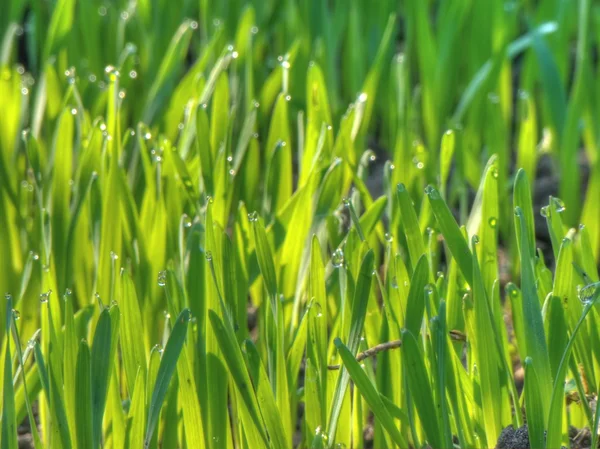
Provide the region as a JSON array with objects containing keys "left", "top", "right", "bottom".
[
  {"left": 315, "top": 302, "right": 323, "bottom": 318},
  {"left": 104, "top": 65, "right": 120, "bottom": 79},
  {"left": 110, "top": 251, "right": 119, "bottom": 261},
  {"left": 540, "top": 206, "right": 549, "bottom": 218},
  {"left": 190, "top": 21, "right": 198, "bottom": 30},
  {"left": 12, "top": 309, "right": 20, "bottom": 320},
  {"left": 129, "top": 70, "right": 137, "bottom": 79},
  {"left": 391, "top": 276, "right": 398, "bottom": 288},
  {"left": 205, "top": 251, "right": 213, "bottom": 261},
  {"left": 247, "top": 211, "right": 258, "bottom": 222},
  {"left": 251, "top": 26, "right": 259, "bottom": 34},
  {"left": 39, "top": 290, "right": 52, "bottom": 303},
  {"left": 182, "top": 214, "right": 192, "bottom": 228},
  {"left": 358, "top": 92, "right": 368, "bottom": 103},
  {"left": 65, "top": 288, "right": 72, "bottom": 296},
  {"left": 384, "top": 232, "right": 393, "bottom": 243},
  {"left": 552, "top": 197, "right": 566, "bottom": 213},
  {"left": 163, "top": 310, "right": 171, "bottom": 320},
  {"left": 578, "top": 282, "right": 600, "bottom": 305},
  {"left": 157, "top": 271, "right": 167, "bottom": 287},
  {"left": 424, "top": 185, "right": 440, "bottom": 200},
  {"left": 488, "top": 217, "right": 497, "bottom": 228},
  {"left": 332, "top": 248, "right": 344, "bottom": 268}
]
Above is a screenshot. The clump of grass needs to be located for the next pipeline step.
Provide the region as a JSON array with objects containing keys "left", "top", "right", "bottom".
[{"left": 1, "top": 1, "right": 600, "bottom": 448}]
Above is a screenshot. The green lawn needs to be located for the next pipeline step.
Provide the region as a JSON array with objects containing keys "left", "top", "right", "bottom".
[{"left": 1, "top": 0, "right": 600, "bottom": 448}]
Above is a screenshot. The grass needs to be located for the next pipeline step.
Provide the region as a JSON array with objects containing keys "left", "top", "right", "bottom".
[{"left": 1, "top": 0, "right": 600, "bottom": 448}]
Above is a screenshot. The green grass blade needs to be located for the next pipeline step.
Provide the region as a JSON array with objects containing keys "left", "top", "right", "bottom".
[
  {"left": 426, "top": 185, "right": 473, "bottom": 285},
  {"left": 75, "top": 340, "right": 93, "bottom": 449},
  {"left": 327, "top": 249, "right": 374, "bottom": 443},
  {"left": 524, "top": 357, "right": 545, "bottom": 449},
  {"left": 208, "top": 310, "right": 269, "bottom": 448},
  {"left": 334, "top": 338, "right": 407, "bottom": 448},
  {"left": 2, "top": 300, "right": 18, "bottom": 449},
  {"left": 144, "top": 309, "right": 191, "bottom": 447},
  {"left": 401, "top": 328, "right": 442, "bottom": 449},
  {"left": 244, "top": 340, "right": 288, "bottom": 449}
]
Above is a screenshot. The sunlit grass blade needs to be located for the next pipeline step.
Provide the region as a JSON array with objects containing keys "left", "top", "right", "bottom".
[
  {"left": 426, "top": 185, "right": 473, "bottom": 285},
  {"left": 327, "top": 249, "right": 374, "bottom": 443},
  {"left": 334, "top": 338, "right": 407, "bottom": 448},
  {"left": 144, "top": 309, "right": 191, "bottom": 447},
  {"left": 208, "top": 310, "right": 269, "bottom": 448},
  {"left": 401, "top": 328, "right": 442, "bottom": 449}
]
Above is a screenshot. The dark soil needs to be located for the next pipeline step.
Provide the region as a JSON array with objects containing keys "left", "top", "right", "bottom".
[
  {"left": 497, "top": 425, "right": 532, "bottom": 449},
  {"left": 496, "top": 424, "right": 598, "bottom": 449}
]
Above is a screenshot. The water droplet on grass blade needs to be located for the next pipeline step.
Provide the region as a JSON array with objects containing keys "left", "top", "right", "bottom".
[
  {"left": 205, "top": 251, "right": 213, "bottom": 261},
  {"left": 12, "top": 309, "right": 20, "bottom": 320},
  {"left": 153, "top": 344, "right": 164, "bottom": 355},
  {"left": 39, "top": 290, "right": 52, "bottom": 303},
  {"left": 424, "top": 185, "right": 440, "bottom": 199},
  {"left": 488, "top": 217, "right": 497, "bottom": 228},
  {"left": 247, "top": 211, "right": 258, "bottom": 222},
  {"left": 157, "top": 271, "right": 167, "bottom": 287},
  {"left": 578, "top": 282, "right": 600, "bottom": 305},
  {"left": 384, "top": 232, "right": 393, "bottom": 242},
  {"left": 552, "top": 197, "right": 566, "bottom": 213},
  {"left": 332, "top": 248, "right": 344, "bottom": 267}
]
